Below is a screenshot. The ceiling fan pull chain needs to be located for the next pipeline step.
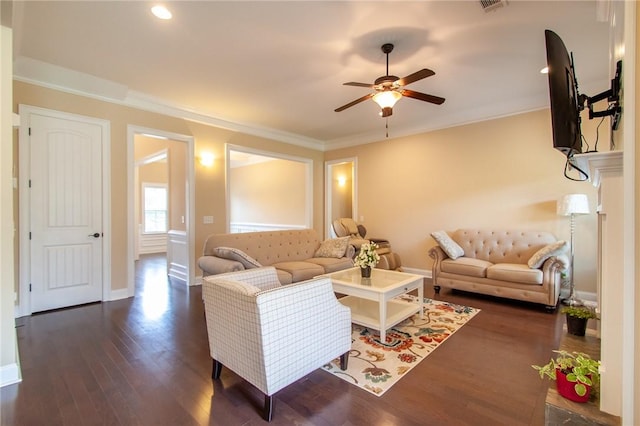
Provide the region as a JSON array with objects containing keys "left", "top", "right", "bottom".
[{"left": 386, "top": 118, "right": 389, "bottom": 138}]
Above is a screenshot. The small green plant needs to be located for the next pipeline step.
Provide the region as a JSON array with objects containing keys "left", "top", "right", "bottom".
[
  {"left": 532, "top": 350, "right": 600, "bottom": 397},
  {"left": 560, "top": 306, "right": 598, "bottom": 320}
]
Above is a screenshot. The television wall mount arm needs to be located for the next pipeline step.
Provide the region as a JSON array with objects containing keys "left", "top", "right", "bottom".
[{"left": 582, "top": 60, "right": 623, "bottom": 129}]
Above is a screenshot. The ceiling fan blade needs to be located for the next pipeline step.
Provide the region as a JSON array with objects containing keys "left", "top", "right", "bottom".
[
  {"left": 402, "top": 89, "right": 445, "bottom": 105},
  {"left": 335, "top": 93, "right": 374, "bottom": 112},
  {"left": 343, "top": 82, "right": 375, "bottom": 88},
  {"left": 396, "top": 69, "right": 435, "bottom": 87}
]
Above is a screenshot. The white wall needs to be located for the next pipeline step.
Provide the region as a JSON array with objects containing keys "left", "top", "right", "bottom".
[{"left": 1, "top": 22, "right": 19, "bottom": 387}]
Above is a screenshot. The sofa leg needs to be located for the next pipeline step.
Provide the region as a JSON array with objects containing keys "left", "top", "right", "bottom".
[
  {"left": 544, "top": 305, "right": 557, "bottom": 313},
  {"left": 212, "top": 358, "right": 222, "bottom": 380},
  {"left": 434, "top": 285, "right": 441, "bottom": 294},
  {"left": 263, "top": 394, "right": 274, "bottom": 422},
  {"left": 339, "top": 351, "right": 349, "bottom": 370}
]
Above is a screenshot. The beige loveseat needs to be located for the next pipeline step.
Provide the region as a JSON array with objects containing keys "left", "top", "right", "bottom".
[
  {"left": 428, "top": 229, "right": 568, "bottom": 310},
  {"left": 198, "top": 229, "right": 354, "bottom": 284}
]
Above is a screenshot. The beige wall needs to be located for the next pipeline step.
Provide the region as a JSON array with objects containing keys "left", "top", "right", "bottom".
[
  {"left": 230, "top": 158, "right": 306, "bottom": 226},
  {"left": 13, "top": 80, "right": 325, "bottom": 292},
  {"left": 326, "top": 109, "right": 602, "bottom": 295}
]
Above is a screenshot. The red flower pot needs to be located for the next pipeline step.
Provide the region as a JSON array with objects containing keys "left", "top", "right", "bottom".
[{"left": 555, "top": 368, "right": 591, "bottom": 403}]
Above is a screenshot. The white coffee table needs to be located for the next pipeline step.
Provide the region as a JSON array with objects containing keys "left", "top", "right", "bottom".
[{"left": 320, "top": 267, "right": 424, "bottom": 342}]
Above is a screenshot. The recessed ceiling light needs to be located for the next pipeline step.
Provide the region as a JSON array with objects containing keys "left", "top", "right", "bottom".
[{"left": 151, "top": 5, "right": 172, "bottom": 20}]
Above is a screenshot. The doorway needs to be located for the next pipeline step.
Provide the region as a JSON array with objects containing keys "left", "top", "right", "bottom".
[
  {"left": 127, "top": 126, "right": 195, "bottom": 297},
  {"left": 325, "top": 158, "right": 357, "bottom": 239}
]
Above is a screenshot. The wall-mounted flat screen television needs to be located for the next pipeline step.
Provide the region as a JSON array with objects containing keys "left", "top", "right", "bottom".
[{"left": 544, "top": 29, "right": 582, "bottom": 157}]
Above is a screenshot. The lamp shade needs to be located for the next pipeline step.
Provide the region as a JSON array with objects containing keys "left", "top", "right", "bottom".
[
  {"left": 557, "top": 193, "right": 590, "bottom": 216},
  {"left": 372, "top": 90, "right": 402, "bottom": 109}
]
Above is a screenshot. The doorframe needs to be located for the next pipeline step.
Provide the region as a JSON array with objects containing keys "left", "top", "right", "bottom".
[
  {"left": 17, "top": 105, "right": 112, "bottom": 317},
  {"left": 127, "top": 125, "right": 195, "bottom": 295},
  {"left": 325, "top": 157, "right": 357, "bottom": 239}
]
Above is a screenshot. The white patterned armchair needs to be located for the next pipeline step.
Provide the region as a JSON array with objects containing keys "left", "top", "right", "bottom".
[{"left": 202, "top": 266, "right": 351, "bottom": 422}]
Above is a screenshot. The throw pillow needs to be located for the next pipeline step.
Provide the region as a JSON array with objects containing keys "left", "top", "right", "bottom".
[
  {"left": 213, "top": 247, "right": 262, "bottom": 269},
  {"left": 527, "top": 240, "right": 567, "bottom": 269},
  {"left": 431, "top": 231, "right": 465, "bottom": 260},
  {"left": 315, "top": 236, "right": 350, "bottom": 258}
]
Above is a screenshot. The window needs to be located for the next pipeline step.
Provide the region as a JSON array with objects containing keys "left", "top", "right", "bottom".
[{"left": 143, "top": 183, "right": 168, "bottom": 233}]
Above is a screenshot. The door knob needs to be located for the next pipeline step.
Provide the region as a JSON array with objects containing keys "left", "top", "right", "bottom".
[{"left": 89, "top": 232, "right": 101, "bottom": 238}]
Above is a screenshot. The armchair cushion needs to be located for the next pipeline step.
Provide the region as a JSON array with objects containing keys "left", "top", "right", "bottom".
[
  {"left": 338, "top": 217, "right": 359, "bottom": 236},
  {"left": 315, "top": 236, "right": 350, "bottom": 258},
  {"left": 527, "top": 240, "right": 567, "bottom": 269},
  {"left": 213, "top": 246, "right": 262, "bottom": 269},
  {"left": 431, "top": 230, "right": 465, "bottom": 259}
]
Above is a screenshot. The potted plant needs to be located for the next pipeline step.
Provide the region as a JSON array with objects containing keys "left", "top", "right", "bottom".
[
  {"left": 532, "top": 350, "right": 600, "bottom": 403},
  {"left": 353, "top": 242, "right": 380, "bottom": 277},
  {"left": 561, "top": 305, "right": 598, "bottom": 336}
]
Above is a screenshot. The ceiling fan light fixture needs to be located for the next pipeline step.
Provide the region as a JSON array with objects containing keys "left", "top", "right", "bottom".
[
  {"left": 151, "top": 5, "right": 172, "bottom": 20},
  {"left": 373, "top": 90, "right": 402, "bottom": 109}
]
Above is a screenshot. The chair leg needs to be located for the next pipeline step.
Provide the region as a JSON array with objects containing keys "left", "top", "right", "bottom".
[
  {"left": 339, "top": 351, "right": 349, "bottom": 370},
  {"left": 212, "top": 358, "right": 222, "bottom": 380},
  {"left": 262, "top": 394, "right": 274, "bottom": 422}
]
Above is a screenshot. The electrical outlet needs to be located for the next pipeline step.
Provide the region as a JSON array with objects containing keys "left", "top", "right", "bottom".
[{"left": 203, "top": 215, "right": 214, "bottom": 224}]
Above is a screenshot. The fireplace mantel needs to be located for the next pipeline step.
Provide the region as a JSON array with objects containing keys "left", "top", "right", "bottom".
[{"left": 570, "top": 151, "right": 624, "bottom": 188}]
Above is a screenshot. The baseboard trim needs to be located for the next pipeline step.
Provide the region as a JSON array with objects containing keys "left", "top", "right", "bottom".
[
  {"left": 109, "top": 288, "right": 131, "bottom": 301},
  {"left": 401, "top": 267, "right": 431, "bottom": 279},
  {"left": 168, "top": 262, "right": 188, "bottom": 282},
  {"left": 1, "top": 334, "right": 22, "bottom": 388},
  {"left": 1, "top": 363, "right": 22, "bottom": 388}
]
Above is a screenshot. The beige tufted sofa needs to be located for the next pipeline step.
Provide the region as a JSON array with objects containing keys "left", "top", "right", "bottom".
[
  {"left": 198, "top": 229, "right": 354, "bottom": 284},
  {"left": 428, "top": 229, "right": 568, "bottom": 310}
]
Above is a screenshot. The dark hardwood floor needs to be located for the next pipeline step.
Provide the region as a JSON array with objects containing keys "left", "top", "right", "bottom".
[{"left": 1, "top": 254, "right": 563, "bottom": 425}]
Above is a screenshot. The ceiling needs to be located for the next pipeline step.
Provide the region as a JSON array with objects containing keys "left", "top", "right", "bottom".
[{"left": 10, "top": 1, "right": 612, "bottom": 150}]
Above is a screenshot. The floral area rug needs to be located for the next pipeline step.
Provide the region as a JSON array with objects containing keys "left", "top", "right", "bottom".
[{"left": 322, "top": 296, "right": 480, "bottom": 396}]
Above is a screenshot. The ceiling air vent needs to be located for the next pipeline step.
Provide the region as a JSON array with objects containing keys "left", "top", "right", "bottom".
[{"left": 480, "top": 0, "right": 507, "bottom": 12}]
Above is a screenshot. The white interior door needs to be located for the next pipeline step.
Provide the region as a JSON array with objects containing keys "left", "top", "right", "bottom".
[{"left": 29, "top": 113, "right": 103, "bottom": 312}]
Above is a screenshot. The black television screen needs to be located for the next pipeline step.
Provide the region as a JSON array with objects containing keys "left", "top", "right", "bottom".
[{"left": 545, "top": 29, "right": 582, "bottom": 156}]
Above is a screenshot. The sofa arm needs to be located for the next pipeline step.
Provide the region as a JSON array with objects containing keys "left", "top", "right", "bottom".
[
  {"left": 428, "top": 245, "right": 448, "bottom": 261},
  {"left": 428, "top": 246, "right": 449, "bottom": 288},
  {"left": 197, "top": 255, "right": 244, "bottom": 276}
]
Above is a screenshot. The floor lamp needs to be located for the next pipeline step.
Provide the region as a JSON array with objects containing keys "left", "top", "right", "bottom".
[{"left": 557, "top": 193, "right": 590, "bottom": 306}]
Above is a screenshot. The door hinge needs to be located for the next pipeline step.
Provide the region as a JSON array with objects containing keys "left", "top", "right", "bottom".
[
  {"left": 28, "top": 127, "right": 31, "bottom": 136},
  {"left": 29, "top": 179, "right": 31, "bottom": 188},
  {"left": 29, "top": 283, "right": 32, "bottom": 292},
  {"left": 29, "top": 232, "right": 31, "bottom": 240}
]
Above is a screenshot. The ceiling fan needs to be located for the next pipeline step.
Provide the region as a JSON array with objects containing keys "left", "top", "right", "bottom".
[{"left": 335, "top": 43, "right": 445, "bottom": 117}]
